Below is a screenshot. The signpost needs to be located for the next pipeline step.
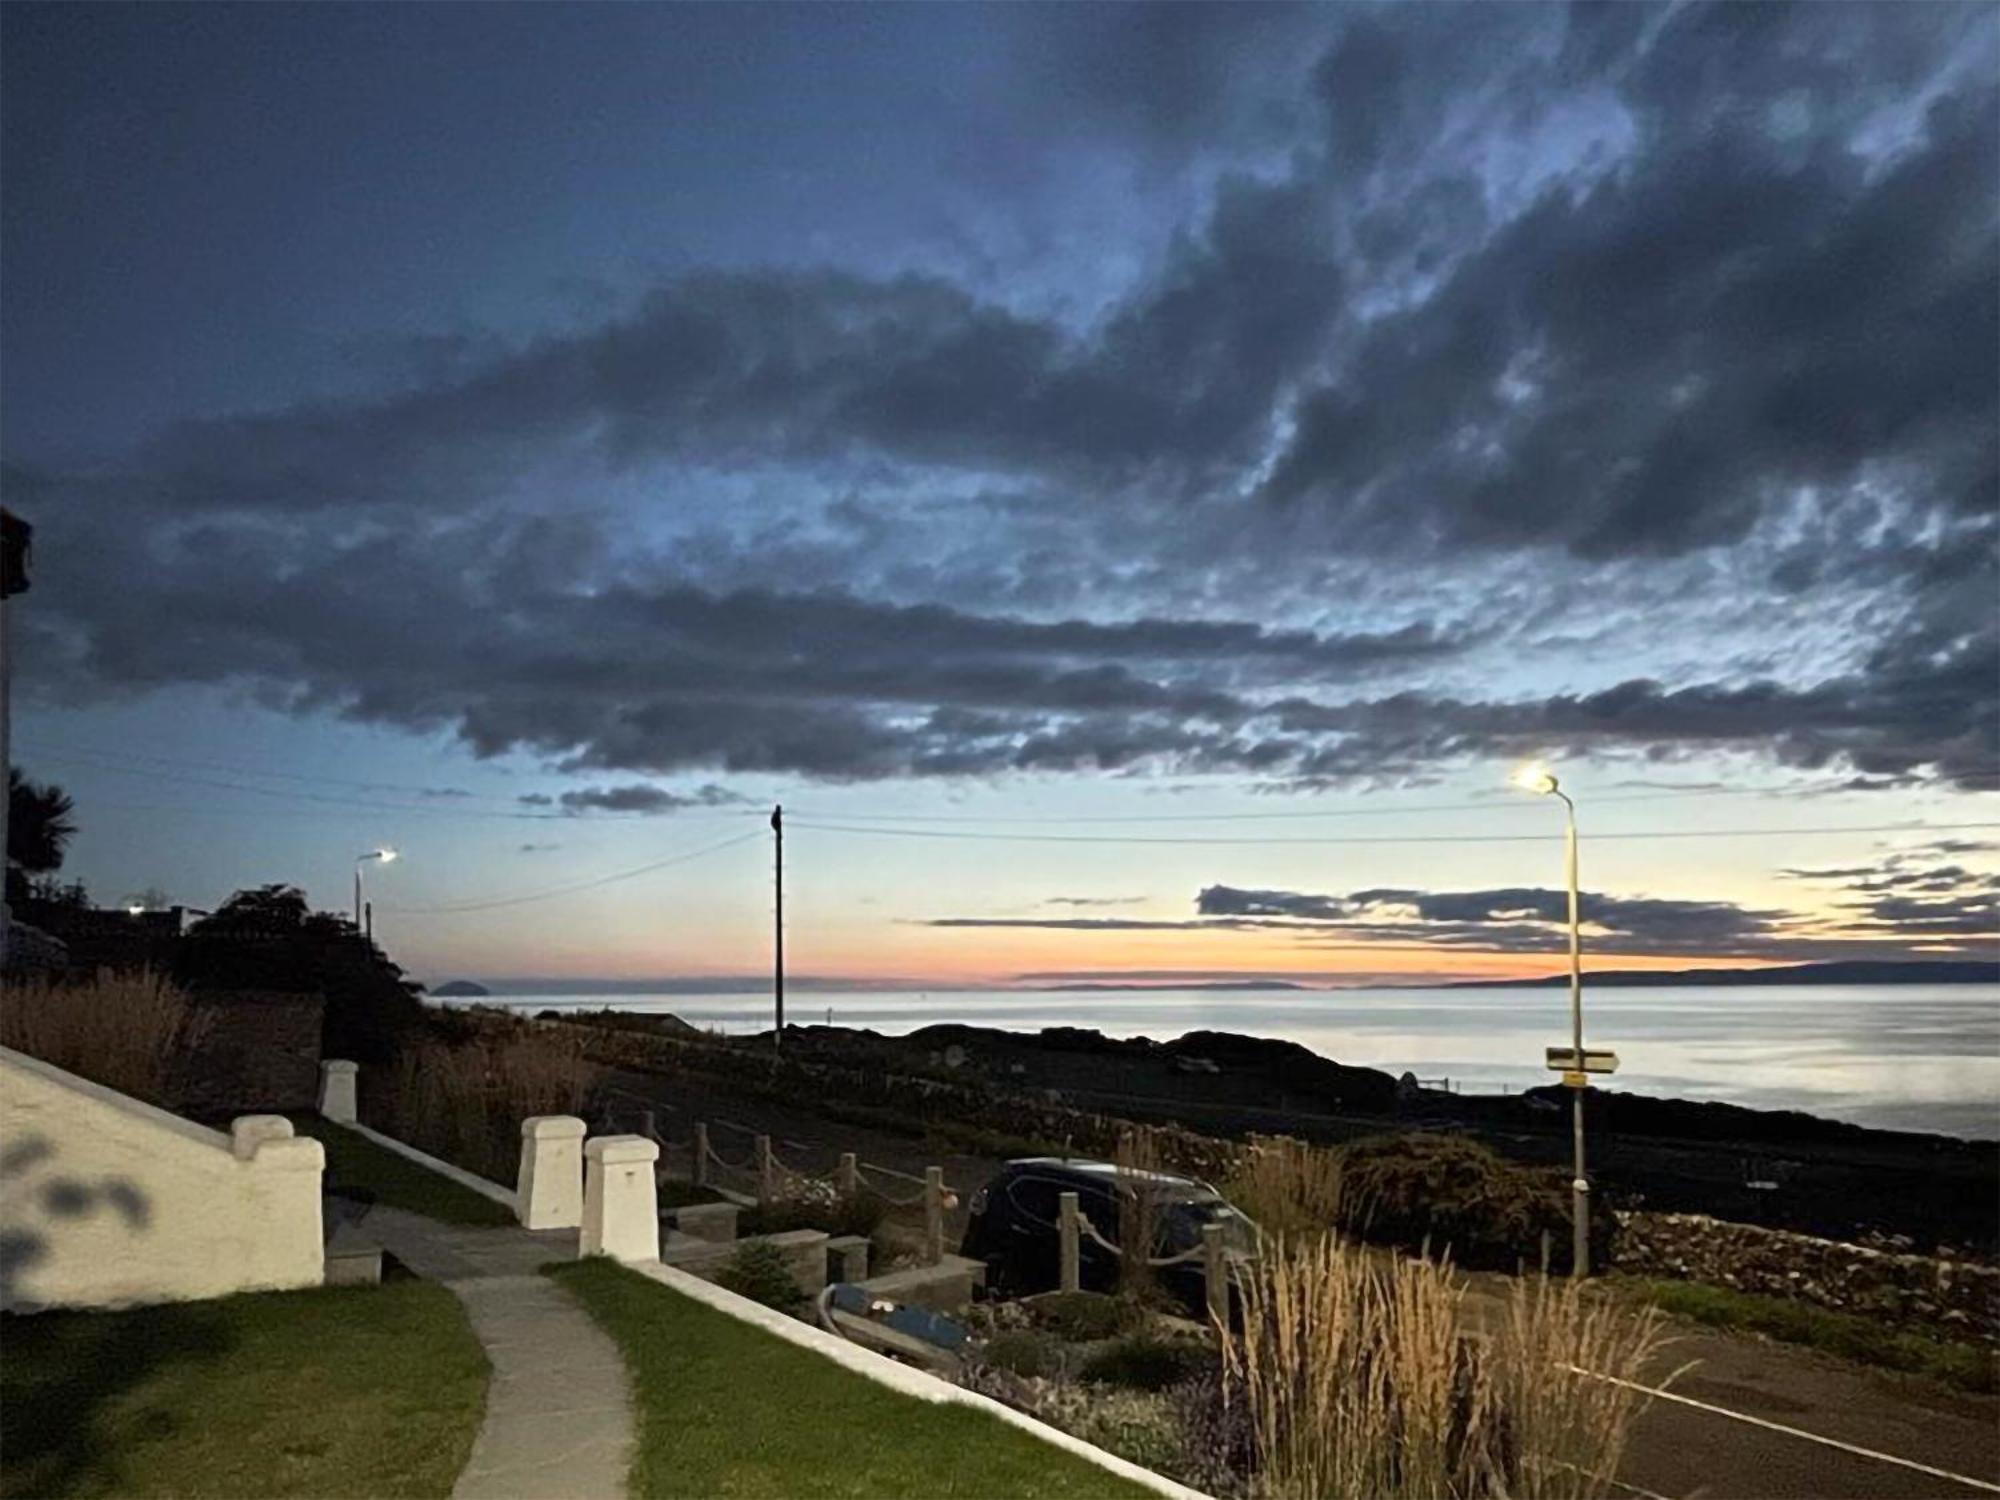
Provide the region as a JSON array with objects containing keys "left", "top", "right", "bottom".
[{"left": 1545, "top": 1047, "right": 1619, "bottom": 1076}]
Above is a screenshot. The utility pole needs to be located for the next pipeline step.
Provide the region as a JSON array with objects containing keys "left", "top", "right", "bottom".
[
  {"left": 771, "top": 804, "right": 784, "bottom": 1049},
  {"left": 1562, "top": 789, "right": 1588, "bottom": 1279}
]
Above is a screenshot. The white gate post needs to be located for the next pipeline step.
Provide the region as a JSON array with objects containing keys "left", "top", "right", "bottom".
[
  {"left": 318, "top": 1060, "right": 358, "bottom": 1123},
  {"left": 581, "top": 1135, "right": 660, "bottom": 1263},
  {"left": 517, "top": 1115, "right": 586, "bottom": 1230}
]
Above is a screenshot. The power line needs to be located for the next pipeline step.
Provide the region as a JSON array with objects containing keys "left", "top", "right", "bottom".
[
  {"left": 787, "top": 819, "right": 2000, "bottom": 848},
  {"left": 24, "top": 749, "right": 764, "bottom": 823},
  {"left": 779, "top": 782, "right": 1868, "bottom": 825},
  {"left": 19, "top": 740, "right": 534, "bottom": 804},
  {"left": 378, "top": 829, "right": 764, "bottom": 914}
]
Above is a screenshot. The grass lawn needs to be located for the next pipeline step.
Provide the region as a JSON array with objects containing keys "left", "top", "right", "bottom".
[
  {"left": 1, "top": 1282, "right": 489, "bottom": 1498},
  {"left": 1621, "top": 1276, "right": 1997, "bottom": 1394},
  {"left": 290, "top": 1114, "right": 516, "bottom": 1227},
  {"left": 550, "top": 1260, "right": 1156, "bottom": 1499}
]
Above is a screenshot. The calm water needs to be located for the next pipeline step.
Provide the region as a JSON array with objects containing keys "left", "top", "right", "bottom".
[{"left": 482, "top": 984, "right": 2000, "bottom": 1141}]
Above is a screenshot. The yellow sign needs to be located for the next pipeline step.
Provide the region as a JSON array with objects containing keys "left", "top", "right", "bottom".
[{"left": 1561, "top": 1070, "right": 1590, "bottom": 1089}]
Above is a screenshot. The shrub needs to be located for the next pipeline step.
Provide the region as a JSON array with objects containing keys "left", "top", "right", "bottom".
[
  {"left": 738, "top": 1190, "right": 887, "bottom": 1241},
  {"left": 175, "top": 884, "right": 427, "bottom": 1065},
  {"left": 0, "top": 970, "right": 205, "bottom": 1107},
  {"left": 1339, "top": 1132, "right": 1615, "bottom": 1274},
  {"left": 1079, "top": 1335, "right": 1214, "bottom": 1392},
  {"left": 978, "top": 1329, "right": 1066, "bottom": 1380},
  {"left": 1224, "top": 1134, "right": 1346, "bottom": 1241},
  {"left": 716, "top": 1240, "right": 803, "bottom": 1312},
  {"left": 1024, "top": 1292, "right": 1147, "bottom": 1342}
]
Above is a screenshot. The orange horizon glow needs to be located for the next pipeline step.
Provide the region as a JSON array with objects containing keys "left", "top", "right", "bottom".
[{"left": 411, "top": 937, "right": 1818, "bottom": 987}]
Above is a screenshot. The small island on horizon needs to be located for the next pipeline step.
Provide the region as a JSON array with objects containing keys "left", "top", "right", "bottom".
[{"left": 429, "top": 979, "right": 492, "bottom": 997}]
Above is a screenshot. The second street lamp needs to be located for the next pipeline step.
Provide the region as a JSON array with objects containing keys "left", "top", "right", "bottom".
[
  {"left": 354, "top": 848, "right": 397, "bottom": 941},
  {"left": 1513, "top": 762, "right": 1592, "bottom": 1277}
]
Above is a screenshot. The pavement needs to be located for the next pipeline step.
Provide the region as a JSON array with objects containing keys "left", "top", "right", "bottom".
[
  {"left": 1617, "top": 1324, "right": 2000, "bottom": 1499},
  {"left": 362, "top": 1207, "right": 634, "bottom": 1500}
]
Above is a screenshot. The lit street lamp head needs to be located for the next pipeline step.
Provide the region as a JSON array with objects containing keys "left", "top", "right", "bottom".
[
  {"left": 358, "top": 847, "right": 398, "bottom": 864},
  {"left": 1511, "top": 762, "right": 1559, "bottom": 796}
]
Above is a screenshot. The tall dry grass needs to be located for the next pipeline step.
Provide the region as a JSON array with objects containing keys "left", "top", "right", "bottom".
[
  {"left": 1115, "top": 1125, "right": 1170, "bottom": 1303},
  {"left": 1220, "top": 1233, "right": 1668, "bottom": 1500},
  {"left": 368, "top": 1033, "right": 597, "bottom": 1183},
  {"left": 1489, "top": 1271, "right": 1669, "bottom": 1500},
  {"left": 0, "top": 969, "right": 205, "bottom": 1107},
  {"left": 1224, "top": 1134, "right": 1347, "bottom": 1241}
]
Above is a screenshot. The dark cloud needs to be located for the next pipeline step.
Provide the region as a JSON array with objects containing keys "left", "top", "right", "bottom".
[
  {"left": 921, "top": 917, "right": 1225, "bottom": 932},
  {"left": 1195, "top": 883, "right": 1793, "bottom": 955},
  {"left": 1267, "top": 616, "right": 2000, "bottom": 788},
  {"left": 1784, "top": 849, "right": 2000, "bottom": 940},
  {"left": 538, "top": 783, "right": 747, "bottom": 816},
  {"left": 1264, "top": 75, "right": 1997, "bottom": 560},
  {"left": 6, "top": 3, "right": 1994, "bottom": 798},
  {"left": 922, "top": 871, "right": 1990, "bottom": 958}
]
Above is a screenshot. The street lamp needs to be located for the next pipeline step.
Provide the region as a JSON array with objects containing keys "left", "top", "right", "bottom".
[
  {"left": 1513, "top": 762, "right": 1591, "bottom": 1277},
  {"left": 354, "top": 848, "right": 397, "bottom": 940}
]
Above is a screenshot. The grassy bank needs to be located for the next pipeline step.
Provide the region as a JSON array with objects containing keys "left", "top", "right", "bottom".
[
  {"left": 0, "top": 1282, "right": 488, "bottom": 1498},
  {"left": 291, "top": 1114, "right": 516, "bottom": 1227},
  {"left": 1619, "top": 1277, "right": 1997, "bottom": 1394},
  {"left": 550, "top": 1259, "right": 1153, "bottom": 1498}
]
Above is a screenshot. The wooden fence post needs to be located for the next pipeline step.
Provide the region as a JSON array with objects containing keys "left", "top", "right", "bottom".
[
  {"left": 1202, "top": 1222, "right": 1227, "bottom": 1328},
  {"left": 838, "top": 1152, "right": 859, "bottom": 1200},
  {"left": 757, "top": 1135, "right": 776, "bottom": 1204},
  {"left": 694, "top": 1122, "right": 710, "bottom": 1187},
  {"left": 924, "top": 1166, "right": 945, "bottom": 1265},
  {"left": 1059, "top": 1191, "right": 1081, "bottom": 1294}
]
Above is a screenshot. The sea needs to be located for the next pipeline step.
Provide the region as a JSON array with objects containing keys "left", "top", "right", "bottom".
[{"left": 477, "top": 983, "right": 2000, "bottom": 1142}]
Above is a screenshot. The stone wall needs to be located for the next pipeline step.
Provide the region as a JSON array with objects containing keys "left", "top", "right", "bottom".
[
  {"left": 1614, "top": 1210, "right": 2000, "bottom": 1342},
  {"left": 171, "top": 992, "right": 326, "bottom": 1117}
]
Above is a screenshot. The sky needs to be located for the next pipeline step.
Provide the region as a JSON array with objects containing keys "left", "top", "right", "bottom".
[{"left": 3, "top": 1, "right": 1996, "bottom": 989}]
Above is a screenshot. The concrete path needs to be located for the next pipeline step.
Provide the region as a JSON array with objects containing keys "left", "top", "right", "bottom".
[{"left": 361, "top": 1206, "right": 634, "bottom": 1500}]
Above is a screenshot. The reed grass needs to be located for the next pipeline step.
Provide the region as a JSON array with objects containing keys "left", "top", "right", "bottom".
[
  {"left": 0, "top": 969, "right": 205, "bottom": 1107},
  {"left": 1219, "top": 1233, "right": 1667, "bottom": 1500},
  {"left": 1115, "top": 1125, "right": 1169, "bottom": 1303},
  {"left": 1490, "top": 1272, "right": 1667, "bottom": 1500},
  {"left": 367, "top": 1033, "right": 597, "bottom": 1183}
]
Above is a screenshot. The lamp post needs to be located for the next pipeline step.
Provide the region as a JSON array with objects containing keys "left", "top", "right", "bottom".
[
  {"left": 1513, "top": 763, "right": 1590, "bottom": 1277},
  {"left": 354, "top": 848, "right": 397, "bottom": 940}
]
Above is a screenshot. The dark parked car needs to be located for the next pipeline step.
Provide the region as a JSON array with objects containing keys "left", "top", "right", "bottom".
[{"left": 960, "top": 1157, "right": 1256, "bottom": 1319}]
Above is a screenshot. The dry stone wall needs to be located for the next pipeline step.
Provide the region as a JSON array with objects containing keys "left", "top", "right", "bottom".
[{"left": 1614, "top": 1210, "right": 2000, "bottom": 1342}]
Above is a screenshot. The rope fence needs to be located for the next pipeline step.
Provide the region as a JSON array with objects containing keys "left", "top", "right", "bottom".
[
  {"left": 593, "top": 1081, "right": 973, "bottom": 1264},
  {"left": 1059, "top": 1190, "right": 1233, "bottom": 1326}
]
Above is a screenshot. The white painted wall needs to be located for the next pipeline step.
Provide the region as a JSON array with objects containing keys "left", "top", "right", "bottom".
[{"left": 0, "top": 1046, "right": 325, "bottom": 1312}]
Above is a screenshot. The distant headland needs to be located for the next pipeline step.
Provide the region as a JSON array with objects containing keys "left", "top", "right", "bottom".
[
  {"left": 1443, "top": 959, "right": 1997, "bottom": 990},
  {"left": 1034, "top": 980, "right": 1309, "bottom": 993}
]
